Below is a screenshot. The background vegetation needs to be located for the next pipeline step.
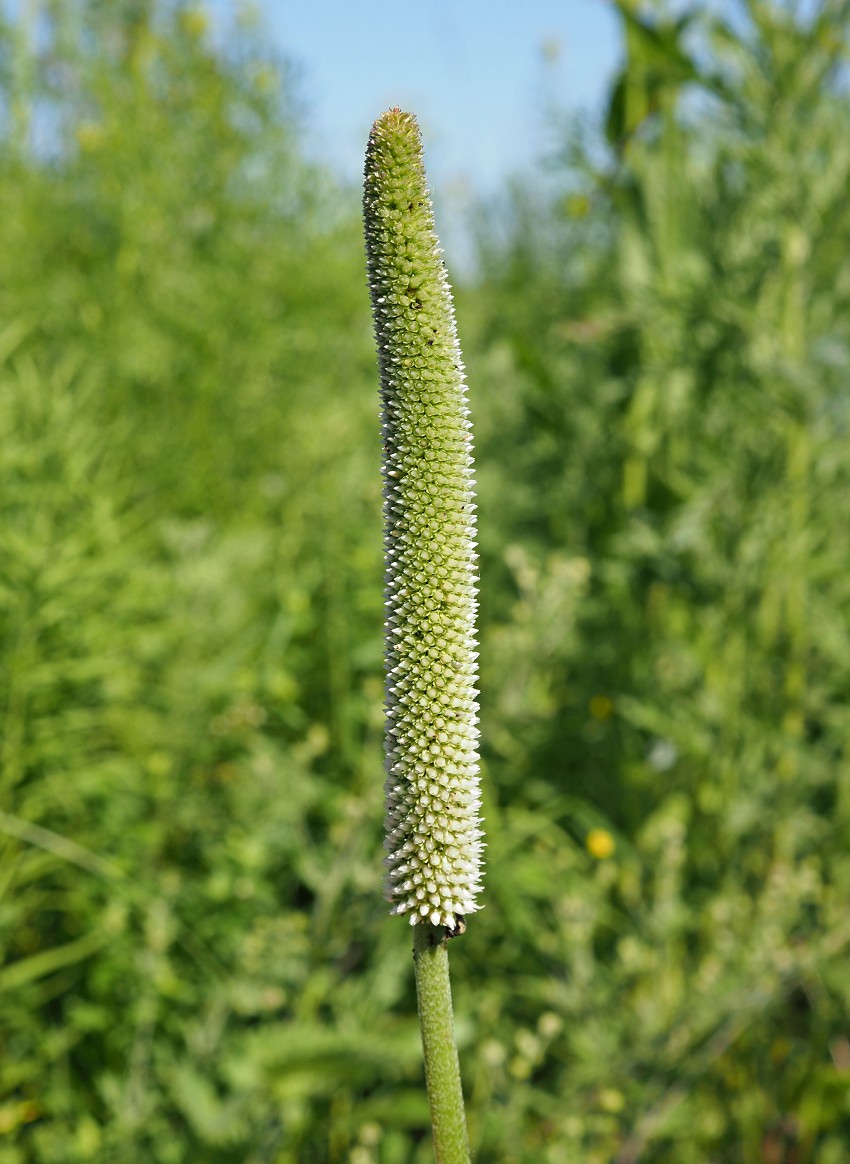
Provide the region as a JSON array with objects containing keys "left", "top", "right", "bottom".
[{"left": 2, "top": 1, "right": 850, "bottom": 1160}]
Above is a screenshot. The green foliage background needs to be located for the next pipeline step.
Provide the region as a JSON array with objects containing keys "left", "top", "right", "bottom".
[{"left": 2, "top": 1, "right": 850, "bottom": 1161}]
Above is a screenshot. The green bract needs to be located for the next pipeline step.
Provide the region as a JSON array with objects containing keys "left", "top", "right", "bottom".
[{"left": 364, "top": 109, "right": 483, "bottom": 927}]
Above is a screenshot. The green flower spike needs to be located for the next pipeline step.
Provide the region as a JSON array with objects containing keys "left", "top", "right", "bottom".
[{"left": 364, "top": 109, "right": 483, "bottom": 929}]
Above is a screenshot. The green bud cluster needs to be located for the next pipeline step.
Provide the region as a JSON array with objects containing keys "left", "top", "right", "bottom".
[{"left": 363, "top": 109, "right": 483, "bottom": 927}]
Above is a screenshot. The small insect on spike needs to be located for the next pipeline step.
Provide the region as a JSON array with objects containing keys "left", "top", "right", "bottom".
[{"left": 363, "top": 109, "right": 483, "bottom": 929}]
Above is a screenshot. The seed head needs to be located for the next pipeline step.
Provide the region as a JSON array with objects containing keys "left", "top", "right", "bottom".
[{"left": 364, "top": 109, "right": 483, "bottom": 927}]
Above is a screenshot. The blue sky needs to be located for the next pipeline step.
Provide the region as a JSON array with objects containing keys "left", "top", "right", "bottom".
[
  {"left": 5, "top": 0, "right": 625, "bottom": 263},
  {"left": 7, "top": 0, "right": 624, "bottom": 195},
  {"left": 259, "top": 0, "right": 623, "bottom": 194}
]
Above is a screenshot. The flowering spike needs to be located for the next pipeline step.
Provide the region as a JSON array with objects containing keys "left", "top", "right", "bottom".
[{"left": 364, "top": 109, "right": 483, "bottom": 928}]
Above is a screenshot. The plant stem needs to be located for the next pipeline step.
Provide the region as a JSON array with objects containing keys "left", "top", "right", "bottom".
[{"left": 412, "top": 924, "right": 471, "bottom": 1164}]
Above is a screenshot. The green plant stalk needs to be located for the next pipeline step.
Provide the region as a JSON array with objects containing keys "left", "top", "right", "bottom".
[
  {"left": 363, "top": 108, "right": 480, "bottom": 1163},
  {"left": 413, "top": 924, "right": 470, "bottom": 1164}
]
